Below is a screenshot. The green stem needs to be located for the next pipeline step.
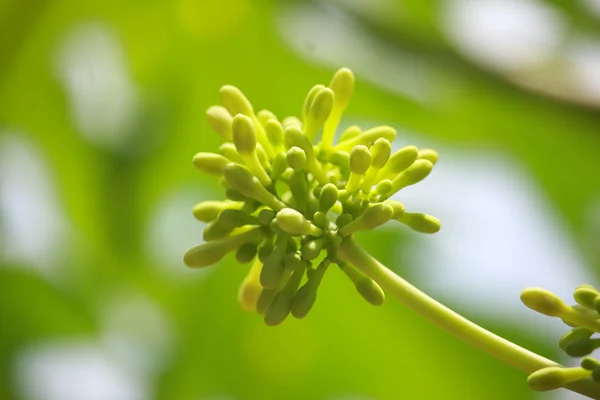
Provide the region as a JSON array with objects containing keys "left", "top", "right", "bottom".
[{"left": 338, "top": 237, "right": 600, "bottom": 399}]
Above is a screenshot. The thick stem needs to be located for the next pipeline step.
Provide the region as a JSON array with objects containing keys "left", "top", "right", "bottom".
[{"left": 338, "top": 237, "right": 600, "bottom": 399}]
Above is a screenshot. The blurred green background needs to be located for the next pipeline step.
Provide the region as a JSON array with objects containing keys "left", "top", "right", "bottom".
[{"left": 1, "top": 0, "right": 600, "bottom": 399}]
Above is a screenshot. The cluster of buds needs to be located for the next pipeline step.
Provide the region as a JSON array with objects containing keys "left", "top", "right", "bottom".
[
  {"left": 522, "top": 285, "right": 600, "bottom": 391},
  {"left": 184, "top": 68, "right": 440, "bottom": 326}
]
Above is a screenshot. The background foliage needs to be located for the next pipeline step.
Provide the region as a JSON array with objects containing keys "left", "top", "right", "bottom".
[{"left": 1, "top": 0, "right": 600, "bottom": 399}]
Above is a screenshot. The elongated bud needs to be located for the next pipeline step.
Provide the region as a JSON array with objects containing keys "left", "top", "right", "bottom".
[
  {"left": 203, "top": 219, "right": 234, "bottom": 241},
  {"left": 275, "top": 208, "right": 323, "bottom": 237},
  {"left": 305, "top": 87, "right": 334, "bottom": 141},
  {"left": 286, "top": 146, "right": 307, "bottom": 171},
  {"left": 235, "top": 243, "right": 258, "bottom": 263},
  {"left": 284, "top": 126, "right": 328, "bottom": 184},
  {"left": 339, "top": 203, "right": 394, "bottom": 236},
  {"left": 574, "top": 285, "right": 600, "bottom": 309},
  {"left": 223, "top": 163, "right": 285, "bottom": 210},
  {"left": 218, "top": 209, "right": 259, "bottom": 230},
  {"left": 336, "top": 213, "right": 353, "bottom": 229},
  {"left": 284, "top": 251, "right": 303, "bottom": 270},
  {"left": 559, "top": 327, "right": 594, "bottom": 352},
  {"left": 346, "top": 145, "right": 371, "bottom": 194},
  {"left": 378, "top": 146, "right": 419, "bottom": 180},
  {"left": 335, "top": 126, "right": 396, "bottom": 152},
  {"left": 257, "top": 109, "right": 278, "bottom": 126},
  {"left": 219, "top": 85, "right": 253, "bottom": 116},
  {"left": 291, "top": 261, "right": 328, "bottom": 319},
  {"left": 258, "top": 209, "right": 276, "bottom": 225},
  {"left": 398, "top": 212, "right": 440, "bottom": 234},
  {"left": 265, "top": 119, "right": 284, "bottom": 149},
  {"left": 270, "top": 152, "right": 288, "bottom": 181},
  {"left": 300, "top": 238, "right": 324, "bottom": 261},
  {"left": 282, "top": 116, "right": 303, "bottom": 129},
  {"left": 192, "top": 201, "right": 241, "bottom": 222},
  {"left": 581, "top": 357, "right": 600, "bottom": 371},
  {"left": 355, "top": 277, "right": 385, "bottom": 306},
  {"left": 565, "top": 338, "right": 600, "bottom": 357},
  {"left": 183, "top": 227, "right": 263, "bottom": 268},
  {"left": 258, "top": 237, "right": 274, "bottom": 262},
  {"left": 349, "top": 145, "right": 371, "bottom": 175},
  {"left": 238, "top": 260, "right": 262, "bottom": 311},
  {"left": 232, "top": 114, "right": 257, "bottom": 154},
  {"left": 339, "top": 125, "right": 361, "bottom": 142},
  {"left": 418, "top": 148, "right": 438, "bottom": 165},
  {"left": 527, "top": 367, "right": 590, "bottom": 391},
  {"left": 389, "top": 159, "right": 433, "bottom": 195},
  {"left": 361, "top": 138, "right": 391, "bottom": 192},
  {"left": 206, "top": 105, "right": 233, "bottom": 141},
  {"left": 321, "top": 68, "right": 355, "bottom": 147},
  {"left": 302, "top": 84, "right": 325, "bottom": 123},
  {"left": 383, "top": 200, "right": 406, "bottom": 220},
  {"left": 260, "top": 235, "right": 288, "bottom": 289},
  {"left": 521, "top": 288, "right": 569, "bottom": 317},
  {"left": 193, "top": 152, "right": 230, "bottom": 175},
  {"left": 264, "top": 265, "right": 305, "bottom": 326},
  {"left": 319, "top": 183, "right": 339, "bottom": 212}
]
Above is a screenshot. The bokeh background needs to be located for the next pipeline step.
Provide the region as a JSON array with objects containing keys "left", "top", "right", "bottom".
[{"left": 1, "top": 0, "right": 600, "bottom": 399}]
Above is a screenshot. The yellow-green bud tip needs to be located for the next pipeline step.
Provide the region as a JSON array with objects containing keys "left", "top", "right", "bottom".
[
  {"left": 349, "top": 145, "right": 371, "bottom": 175},
  {"left": 232, "top": 114, "right": 257, "bottom": 154},
  {"left": 521, "top": 287, "right": 568, "bottom": 317},
  {"left": 286, "top": 146, "right": 307, "bottom": 171}
]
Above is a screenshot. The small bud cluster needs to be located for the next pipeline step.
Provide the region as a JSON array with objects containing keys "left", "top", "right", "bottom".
[
  {"left": 521, "top": 285, "right": 600, "bottom": 391},
  {"left": 184, "top": 68, "right": 440, "bottom": 325}
]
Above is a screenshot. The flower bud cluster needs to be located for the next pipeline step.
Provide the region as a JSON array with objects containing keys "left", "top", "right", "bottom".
[
  {"left": 184, "top": 68, "right": 440, "bottom": 325},
  {"left": 521, "top": 285, "right": 600, "bottom": 391}
]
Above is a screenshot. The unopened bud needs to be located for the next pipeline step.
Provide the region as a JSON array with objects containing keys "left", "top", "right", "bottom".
[
  {"left": 265, "top": 119, "right": 284, "bottom": 148},
  {"left": 206, "top": 105, "right": 233, "bottom": 141},
  {"left": 300, "top": 239, "right": 324, "bottom": 261},
  {"left": 193, "top": 152, "right": 230, "bottom": 175},
  {"left": 223, "top": 163, "right": 285, "bottom": 210},
  {"left": 355, "top": 277, "right": 385, "bottom": 306},
  {"left": 378, "top": 146, "right": 419, "bottom": 180},
  {"left": 276, "top": 208, "right": 323, "bottom": 237},
  {"left": 527, "top": 367, "right": 590, "bottom": 391},
  {"left": 521, "top": 288, "right": 569, "bottom": 317},
  {"left": 235, "top": 243, "right": 258, "bottom": 263},
  {"left": 398, "top": 212, "right": 440, "bottom": 234},
  {"left": 257, "top": 109, "right": 278, "bottom": 127},
  {"left": 219, "top": 85, "right": 253, "bottom": 117},
  {"left": 389, "top": 159, "right": 433, "bottom": 195},
  {"left": 339, "top": 203, "right": 394, "bottom": 236},
  {"left": 574, "top": 285, "right": 600, "bottom": 310},
  {"left": 335, "top": 126, "right": 396, "bottom": 152},
  {"left": 559, "top": 327, "right": 594, "bottom": 352},
  {"left": 183, "top": 228, "right": 263, "bottom": 268},
  {"left": 192, "top": 201, "right": 241, "bottom": 222},
  {"left": 232, "top": 114, "right": 257, "bottom": 154},
  {"left": 302, "top": 84, "right": 325, "bottom": 122},
  {"left": 305, "top": 87, "right": 334, "bottom": 141},
  {"left": 319, "top": 183, "right": 339, "bottom": 212},
  {"left": 218, "top": 142, "right": 244, "bottom": 163},
  {"left": 418, "top": 148, "right": 438, "bottom": 165},
  {"left": 349, "top": 145, "right": 371, "bottom": 174},
  {"left": 384, "top": 200, "right": 406, "bottom": 220},
  {"left": 286, "top": 146, "right": 307, "bottom": 171}
]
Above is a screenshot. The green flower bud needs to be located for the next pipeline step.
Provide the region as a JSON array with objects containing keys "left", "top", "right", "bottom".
[
  {"left": 560, "top": 328, "right": 594, "bottom": 354},
  {"left": 218, "top": 142, "right": 244, "bottom": 163},
  {"left": 377, "top": 146, "right": 419, "bottom": 181},
  {"left": 305, "top": 87, "right": 334, "bottom": 141},
  {"left": 219, "top": 85, "right": 253, "bottom": 117},
  {"left": 355, "top": 277, "right": 385, "bottom": 306},
  {"left": 206, "top": 105, "right": 233, "bottom": 141},
  {"left": 258, "top": 237, "right": 274, "bottom": 262},
  {"left": 398, "top": 212, "right": 440, "bottom": 234},
  {"left": 192, "top": 200, "right": 241, "bottom": 222},
  {"left": 581, "top": 357, "right": 600, "bottom": 371},
  {"left": 349, "top": 145, "right": 371, "bottom": 175},
  {"left": 183, "top": 227, "right": 263, "bottom": 268},
  {"left": 260, "top": 234, "right": 290, "bottom": 289},
  {"left": 284, "top": 126, "right": 328, "bottom": 184},
  {"left": 223, "top": 163, "right": 285, "bottom": 210},
  {"left": 301, "top": 238, "right": 324, "bottom": 261},
  {"left": 321, "top": 68, "right": 355, "bottom": 147},
  {"left": 339, "top": 125, "right": 361, "bottom": 142},
  {"left": 192, "top": 152, "right": 230, "bottom": 175},
  {"left": 334, "top": 126, "right": 396, "bottom": 152},
  {"left": 384, "top": 200, "right": 406, "bottom": 220},
  {"left": 264, "top": 265, "right": 306, "bottom": 326},
  {"left": 565, "top": 338, "right": 600, "bottom": 357},
  {"left": 235, "top": 242, "right": 258, "bottom": 263},
  {"left": 593, "top": 367, "right": 600, "bottom": 384},
  {"left": 232, "top": 114, "right": 256, "bottom": 154},
  {"left": 370, "top": 138, "right": 392, "bottom": 169},
  {"left": 265, "top": 119, "right": 284, "bottom": 149},
  {"left": 238, "top": 260, "right": 262, "bottom": 311},
  {"left": 203, "top": 219, "right": 234, "bottom": 241},
  {"left": 270, "top": 152, "right": 288, "bottom": 181},
  {"left": 336, "top": 213, "right": 353, "bottom": 229},
  {"left": 290, "top": 261, "right": 328, "bottom": 319},
  {"left": 286, "top": 146, "right": 307, "bottom": 171},
  {"left": 374, "top": 180, "right": 393, "bottom": 196},
  {"left": 275, "top": 208, "right": 323, "bottom": 237},
  {"left": 302, "top": 84, "right": 325, "bottom": 123},
  {"left": 319, "top": 183, "right": 339, "bottom": 212},
  {"left": 257, "top": 109, "right": 278, "bottom": 127},
  {"left": 418, "top": 148, "right": 439, "bottom": 165},
  {"left": 339, "top": 203, "right": 394, "bottom": 236},
  {"left": 574, "top": 285, "right": 600, "bottom": 310},
  {"left": 527, "top": 367, "right": 591, "bottom": 391},
  {"left": 521, "top": 288, "right": 569, "bottom": 317},
  {"left": 389, "top": 159, "right": 433, "bottom": 195},
  {"left": 217, "top": 209, "right": 259, "bottom": 230}
]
